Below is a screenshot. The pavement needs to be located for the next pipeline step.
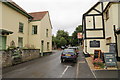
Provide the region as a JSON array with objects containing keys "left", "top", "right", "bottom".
[
  {"left": 77, "top": 46, "right": 120, "bottom": 79},
  {"left": 77, "top": 51, "right": 95, "bottom": 78},
  {"left": 117, "top": 61, "right": 120, "bottom": 69},
  {"left": 85, "top": 56, "right": 120, "bottom": 79},
  {"left": 86, "top": 57, "right": 119, "bottom": 70},
  {"left": 84, "top": 52, "right": 120, "bottom": 79}
]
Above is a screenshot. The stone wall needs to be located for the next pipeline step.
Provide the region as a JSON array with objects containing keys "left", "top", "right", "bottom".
[
  {"left": 0, "top": 49, "right": 40, "bottom": 68},
  {"left": 21, "top": 49, "right": 40, "bottom": 62},
  {"left": 1, "top": 50, "right": 12, "bottom": 68}
]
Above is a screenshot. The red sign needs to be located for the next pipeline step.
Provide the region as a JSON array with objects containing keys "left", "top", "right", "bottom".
[{"left": 77, "top": 33, "right": 83, "bottom": 39}]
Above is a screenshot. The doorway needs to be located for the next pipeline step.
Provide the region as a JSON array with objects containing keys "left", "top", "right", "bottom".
[
  {"left": 0, "top": 36, "right": 7, "bottom": 50},
  {"left": 41, "top": 40, "right": 44, "bottom": 56}
]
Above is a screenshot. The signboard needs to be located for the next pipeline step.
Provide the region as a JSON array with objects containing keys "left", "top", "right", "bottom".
[
  {"left": 94, "top": 50, "right": 101, "bottom": 59},
  {"left": 104, "top": 53, "right": 117, "bottom": 67},
  {"left": 77, "top": 33, "right": 82, "bottom": 39},
  {"left": 90, "top": 40, "right": 100, "bottom": 47}
]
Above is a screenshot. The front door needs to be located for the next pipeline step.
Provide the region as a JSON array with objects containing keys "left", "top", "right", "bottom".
[
  {"left": 41, "top": 40, "right": 44, "bottom": 56},
  {"left": 0, "top": 36, "right": 7, "bottom": 50}
]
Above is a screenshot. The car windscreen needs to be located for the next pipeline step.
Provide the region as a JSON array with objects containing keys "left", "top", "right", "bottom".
[{"left": 63, "top": 49, "right": 75, "bottom": 55}]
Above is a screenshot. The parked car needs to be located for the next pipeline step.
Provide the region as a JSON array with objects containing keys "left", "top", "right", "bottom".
[
  {"left": 60, "top": 49, "right": 77, "bottom": 63},
  {"left": 68, "top": 46, "right": 79, "bottom": 54}
]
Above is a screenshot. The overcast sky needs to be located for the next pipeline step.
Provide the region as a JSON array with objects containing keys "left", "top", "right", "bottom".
[{"left": 13, "top": 0, "right": 98, "bottom": 36}]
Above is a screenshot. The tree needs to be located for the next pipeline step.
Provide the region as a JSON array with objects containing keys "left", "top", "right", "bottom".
[
  {"left": 56, "top": 30, "right": 69, "bottom": 40},
  {"left": 71, "top": 25, "right": 83, "bottom": 46},
  {"left": 60, "top": 37, "right": 67, "bottom": 46},
  {"left": 52, "top": 30, "right": 69, "bottom": 48},
  {"left": 52, "top": 25, "right": 83, "bottom": 49}
]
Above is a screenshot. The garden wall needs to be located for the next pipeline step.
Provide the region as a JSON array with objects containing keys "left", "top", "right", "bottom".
[{"left": 0, "top": 49, "right": 40, "bottom": 68}]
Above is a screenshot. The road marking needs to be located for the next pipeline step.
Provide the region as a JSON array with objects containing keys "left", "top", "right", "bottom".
[
  {"left": 76, "top": 61, "right": 80, "bottom": 78},
  {"left": 60, "top": 66, "right": 71, "bottom": 78},
  {"left": 91, "top": 70, "right": 97, "bottom": 78}
]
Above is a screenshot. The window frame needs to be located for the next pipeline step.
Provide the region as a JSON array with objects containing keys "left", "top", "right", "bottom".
[
  {"left": 32, "top": 25, "right": 38, "bottom": 34},
  {"left": 19, "top": 22, "right": 24, "bottom": 33},
  {"left": 47, "top": 42, "right": 50, "bottom": 51},
  {"left": 46, "top": 29, "right": 48, "bottom": 37},
  {"left": 18, "top": 37, "right": 23, "bottom": 48}
]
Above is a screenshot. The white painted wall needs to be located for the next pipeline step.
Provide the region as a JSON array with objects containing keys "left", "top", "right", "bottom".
[
  {"left": 83, "top": 2, "right": 115, "bottom": 54},
  {"left": 28, "top": 21, "right": 41, "bottom": 49},
  {"left": 86, "top": 39, "right": 108, "bottom": 54},
  {"left": 40, "top": 13, "right": 52, "bottom": 52}
]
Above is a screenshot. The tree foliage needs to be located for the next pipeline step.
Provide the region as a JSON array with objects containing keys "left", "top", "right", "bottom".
[
  {"left": 71, "top": 25, "right": 83, "bottom": 46},
  {"left": 52, "top": 30, "right": 69, "bottom": 48},
  {"left": 52, "top": 25, "right": 83, "bottom": 49}
]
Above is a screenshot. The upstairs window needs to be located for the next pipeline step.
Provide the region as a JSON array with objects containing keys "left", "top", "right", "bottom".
[
  {"left": 19, "top": 22, "right": 24, "bottom": 33},
  {"left": 32, "top": 25, "right": 37, "bottom": 34},
  {"left": 46, "top": 29, "right": 48, "bottom": 37}
]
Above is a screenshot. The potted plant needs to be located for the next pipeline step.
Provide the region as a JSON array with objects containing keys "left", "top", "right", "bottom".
[{"left": 93, "top": 58, "right": 104, "bottom": 69}]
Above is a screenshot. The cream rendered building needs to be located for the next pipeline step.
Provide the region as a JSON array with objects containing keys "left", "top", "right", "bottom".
[
  {"left": 29, "top": 11, "right": 52, "bottom": 54},
  {"left": 82, "top": 1, "right": 120, "bottom": 60},
  {"left": 0, "top": 1, "right": 52, "bottom": 54}
]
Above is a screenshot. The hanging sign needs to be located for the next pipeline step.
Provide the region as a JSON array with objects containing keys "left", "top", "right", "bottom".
[{"left": 77, "top": 33, "right": 82, "bottom": 39}]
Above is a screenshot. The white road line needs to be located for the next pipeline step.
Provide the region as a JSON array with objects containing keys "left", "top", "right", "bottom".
[
  {"left": 60, "top": 66, "right": 70, "bottom": 78},
  {"left": 76, "top": 61, "right": 80, "bottom": 78},
  {"left": 91, "top": 70, "right": 97, "bottom": 78}
]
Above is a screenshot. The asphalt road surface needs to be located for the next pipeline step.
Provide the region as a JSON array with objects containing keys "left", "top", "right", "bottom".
[
  {"left": 3, "top": 50, "right": 78, "bottom": 78},
  {"left": 2, "top": 50, "right": 119, "bottom": 79}
]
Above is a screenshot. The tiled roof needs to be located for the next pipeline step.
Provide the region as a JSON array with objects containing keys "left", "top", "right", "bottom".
[{"left": 29, "top": 11, "right": 48, "bottom": 21}]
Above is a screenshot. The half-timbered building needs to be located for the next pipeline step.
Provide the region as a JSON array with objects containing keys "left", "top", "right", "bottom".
[{"left": 82, "top": 1, "right": 120, "bottom": 60}]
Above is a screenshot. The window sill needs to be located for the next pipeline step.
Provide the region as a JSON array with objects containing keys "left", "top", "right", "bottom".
[{"left": 32, "top": 34, "right": 38, "bottom": 35}]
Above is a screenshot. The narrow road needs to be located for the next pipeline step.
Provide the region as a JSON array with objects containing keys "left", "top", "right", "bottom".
[
  {"left": 3, "top": 48, "right": 118, "bottom": 79},
  {"left": 3, "top": 50, "right": 77, "bottom": 78}
]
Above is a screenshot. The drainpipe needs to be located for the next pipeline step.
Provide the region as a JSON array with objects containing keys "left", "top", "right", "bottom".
[
  {"left": 113, "top": 25, "right": 118, "bottom": 60},
  {"left": 85, "top": 39, "right": 88, "bottom": 54}
]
